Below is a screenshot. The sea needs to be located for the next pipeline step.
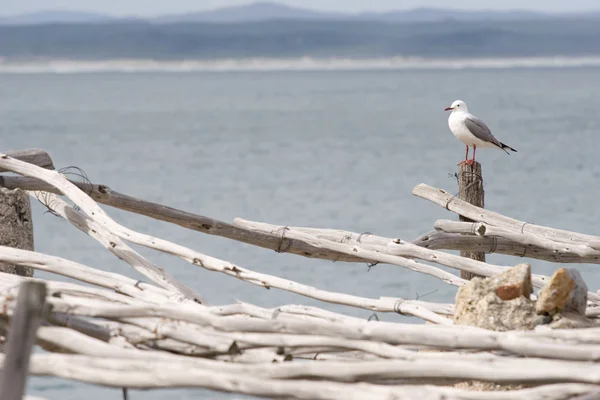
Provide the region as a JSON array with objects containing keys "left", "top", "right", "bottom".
[{"left": 1, "top": 57, "right": 600, "bottom": 399}]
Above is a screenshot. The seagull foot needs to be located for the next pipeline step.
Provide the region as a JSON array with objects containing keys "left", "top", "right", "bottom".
[{"left": 465, "top": 160, "right": 475, "bottom": 166}]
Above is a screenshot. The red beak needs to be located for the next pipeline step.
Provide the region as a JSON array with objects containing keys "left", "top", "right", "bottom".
[{"left": 444, "top": 107, "right": 454, "bottom": 111}]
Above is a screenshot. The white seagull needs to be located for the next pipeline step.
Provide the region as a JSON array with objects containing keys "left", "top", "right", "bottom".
[{"left": 445, "top": 100, "right": 516, "bottom": 165}]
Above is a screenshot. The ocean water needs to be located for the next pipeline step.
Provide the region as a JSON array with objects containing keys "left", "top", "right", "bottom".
[{"left": 1, "top": 65, "right": 600, "bottom": 399}]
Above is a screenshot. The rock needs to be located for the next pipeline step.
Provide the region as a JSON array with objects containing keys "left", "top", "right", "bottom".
[
  {"left": 549, "top": 310, "right": 598, "bottom": 329},
  {"left": 493, "top": 263, "right": 532, "bottom": 301},
  {"left": 454, "top": 264, "right": 537, "bottom": 331},
  {"left": 536, "top": 268, "right": 588, "bottom": 316}
]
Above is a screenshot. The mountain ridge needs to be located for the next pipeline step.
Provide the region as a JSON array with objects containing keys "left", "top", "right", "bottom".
[{"left": 2, "top": 2, "right": 599, "bottom": 26}]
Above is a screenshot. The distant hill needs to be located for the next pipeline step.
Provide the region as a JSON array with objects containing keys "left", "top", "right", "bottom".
[
  {"left": 0, "top": 10, "right": 113, "bottom": 25},
  {"left": 362, "top": 8, "right": 549, "bottom": 22},
  {"left": 1, "top": 18, "right": 600, "bottom": 60},
  {"left": 155, "top": 2, "right": 340, "bottom": 23},
  {"left": 3, "top": 2, "right": 600, "bottom": 26}
]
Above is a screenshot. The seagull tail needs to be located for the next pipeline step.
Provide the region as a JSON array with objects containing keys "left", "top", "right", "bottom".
[{"left": 499, "top": 142, "right": 517, "bottom": 155}]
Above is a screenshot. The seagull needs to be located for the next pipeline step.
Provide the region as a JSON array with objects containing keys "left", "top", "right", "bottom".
[{"left": 445, "top": 100, "right": 516, "bottom": 165}]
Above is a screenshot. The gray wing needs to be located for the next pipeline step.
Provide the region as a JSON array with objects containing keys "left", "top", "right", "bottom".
[{"left": 464, "top": 116, "right": 503, "bottom": 149}]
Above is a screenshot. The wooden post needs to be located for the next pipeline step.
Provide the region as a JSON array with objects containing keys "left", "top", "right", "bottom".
[
  {"left": 0, "top": 149, "right": 53, "bottom": 280},
  {"left": 0, "top": 149, "right": 54, "bottom": 353},
  {"left": 0, "top": 281, "right": 47, "bottom": 400},
  {"left": 457, "top": 161, "right": 485, "bottom": 280},
  {"left": 0, "top": 188, "right": 34, "bottom": 278}
]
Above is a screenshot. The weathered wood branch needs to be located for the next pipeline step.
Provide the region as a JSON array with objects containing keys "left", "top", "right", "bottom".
[
  {"left": 4, "top": 174, "right": 600, "bottom": 268},
  {"left": 31, "top": 191, "right": 203, "bottom": 303},
  {"left": 0, "top": 175, "right": 355, "bottom": 261},
  {"left": 13, "top": 353, "right": 600, "bottom": 399},
  {"left": 413, "top": 183, "right": 600, "bottom": 249},
  {"left": 6, "top": 290, "right": 600, "bottom": 363},
  {"left": 412, "top": 230, "right": 594, "bottom": 263},
  {"left": 0, "top": 282, "right": 46, "bottom": 400},
  {"left": 0, "top": 149, "right": 54, "bottom": 173},
  {"left": 435, "top": 220, "right": 600, "bottom": 260},
  {"left": 231, "top": 219, "right": 600, "bottom": 306},
  {"left": 0, "top": 156, "right": 450, "bottom": 321}
]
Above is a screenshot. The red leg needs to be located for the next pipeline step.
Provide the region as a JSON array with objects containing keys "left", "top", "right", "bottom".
[
  {"left": 459, "top": 145, "right": 469, "bottom": 165},
  {"left": 466, "top": 145, "right": 477, "bottom": 166}
]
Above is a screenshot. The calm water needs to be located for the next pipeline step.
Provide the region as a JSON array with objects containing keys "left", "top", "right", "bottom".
[{"left": 1, "top": 68, "right": 600, "bottom": 399}]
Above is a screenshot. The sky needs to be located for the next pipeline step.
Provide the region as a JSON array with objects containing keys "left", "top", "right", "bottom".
[{"left": 2, "top": 0, "right": 600, "bottom": 17}]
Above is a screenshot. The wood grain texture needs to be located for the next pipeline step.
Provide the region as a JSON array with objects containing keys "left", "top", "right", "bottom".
[
  {"left": 457, "top": 162, "right": 486, "bottom": 280},
  {"left": 0, "top": 281, "right": 46, "bottom": 400},
  {"left": 1, "top": 149, "right": 54, "bottom": 172}
]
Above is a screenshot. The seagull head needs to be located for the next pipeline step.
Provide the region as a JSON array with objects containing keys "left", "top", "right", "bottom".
[{"left": 444, "top": 100, "right": 468, "bottom": 113}]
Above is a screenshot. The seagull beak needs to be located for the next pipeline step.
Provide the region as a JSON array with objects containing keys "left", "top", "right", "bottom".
[{"left": 444, "top": 107, "right": 454, "bottom": 111}]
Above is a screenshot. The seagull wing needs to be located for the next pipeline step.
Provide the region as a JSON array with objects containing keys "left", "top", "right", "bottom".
[{"left": 464, "top": 116, "right": 504, "bottom": 149}]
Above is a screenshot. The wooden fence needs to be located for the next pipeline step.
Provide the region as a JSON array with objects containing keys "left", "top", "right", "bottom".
[{"left": 0, "top": 149, "right": 599, "bottom": 400}]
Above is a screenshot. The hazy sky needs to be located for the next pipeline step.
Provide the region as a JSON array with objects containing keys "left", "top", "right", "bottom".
[{"left": 3, "top": 0, "right": 600, "bottom": 17}]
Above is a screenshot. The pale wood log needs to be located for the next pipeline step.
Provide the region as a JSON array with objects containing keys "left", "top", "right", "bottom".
[
  {"left": 95, "top": 320, "right": 211, "bottom": 355},
  {"left": 48, "top": 313, "right": 111, "bottom": 342},
  {"left": 0, "top": 247, "right": 173, "bottom": 303},
  {"left": 23, "top": 294, "right": 600, "bottom": 362},
  {"left": 0, "top": 175, "right": 362, "bottom": 261},
  {"left": 0, "top": 281, "right": 46, "bottom": 400},
  {"left": 0, "top": 155, "right": 450, "bottom": 322},
  {"left": 5, "top": 172, "right": 598, "bottom": 266},
  {"left": 0, "top": 234, "right": 455, "bottom": 322},
  {"left": 2, "top": 290, "right": 454, "bottom": 360},
  {"left": 232, "top": 220, "right": 576, "bottom": 298},
  {"left": 233, "top": 219, "right": 467, "bottom": 287},
  {"left": 413, "top": 183, "right": 600, "bottom": 249},
  {"left": 11, "top": 353, "right": 600, "bottom": 395},
  {"left": 0, "top": 149, "right": 54, "bottom": 172},
  {"left": 31, "top": 192, "right": 202, "bottom": 303},
  {"left": 21, "top": 316, "right": 600, "bottom": 382},
  {"left": 411, "top": 230, "right": 596, "bottom": 263},
  {"left": 435, "top": 219, "right": 600, "bottom": 259}
]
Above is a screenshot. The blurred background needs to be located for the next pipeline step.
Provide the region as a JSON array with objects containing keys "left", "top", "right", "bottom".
[{"left": 1, "top": 1, "right": 600, "bottom": 399}]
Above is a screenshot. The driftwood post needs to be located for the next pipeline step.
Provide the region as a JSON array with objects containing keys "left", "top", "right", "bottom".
[
  {"left": 457, "top": 161, "right": 485, "bottom": 280},
  {"left": 0, "top": 187, "right": 34, "bottom": 278},
  {"left": 0, "top": 149, "right": 54, "bottom": 352},
  {"left": 0, "top": 281, "right": 47, "bottom": 400},
  {"left": 0, "top": 149, "right": 54, "bottom": 280}
]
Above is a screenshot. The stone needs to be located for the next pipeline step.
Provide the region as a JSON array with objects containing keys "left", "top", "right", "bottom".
[
  {"left": 493, "top": 263, "right": 532, "bottom": 301},
  {"left": 549, "top": 310, "right": 598, "bottom": 329},
  {"left": 454, "top": 264, "right": 537, "bottom": 331},
  {"left": 536, "top": 268, "right": 588, "bottom": 316}
]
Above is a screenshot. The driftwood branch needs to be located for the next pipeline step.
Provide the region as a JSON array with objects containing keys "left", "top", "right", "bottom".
[
  {"left": 0, "top": 281, "right": 47, "bottom": 400},
  {"left": 0, "top": 149, "right": 54, "bottom": 173},
  {"left": 413, "top": 183, "right": 600, "bottom": 249},
  {"left": 31, "top": 191, "right": 203, "bottom": 303},
  {"left": 3, "top": 151, "right": 600, "bottom": 399},
  {"left": 4, "top": 175, "right": 600, "bottom": 267},
  {"left": 6, "top": 353, "right": 597, "bottom": 399}
]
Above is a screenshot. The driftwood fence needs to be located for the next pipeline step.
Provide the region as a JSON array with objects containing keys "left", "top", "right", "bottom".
[{"left": 0, "top": 149, "right": 599, "bottom": 399}]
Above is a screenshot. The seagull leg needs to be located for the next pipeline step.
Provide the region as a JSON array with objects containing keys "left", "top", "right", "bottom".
[
  {"left": 459, "top": 145, "right": 469, "bottom": 165},
  {"left": 466, "top": 145, "right": 476, "bottom": 166}
]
